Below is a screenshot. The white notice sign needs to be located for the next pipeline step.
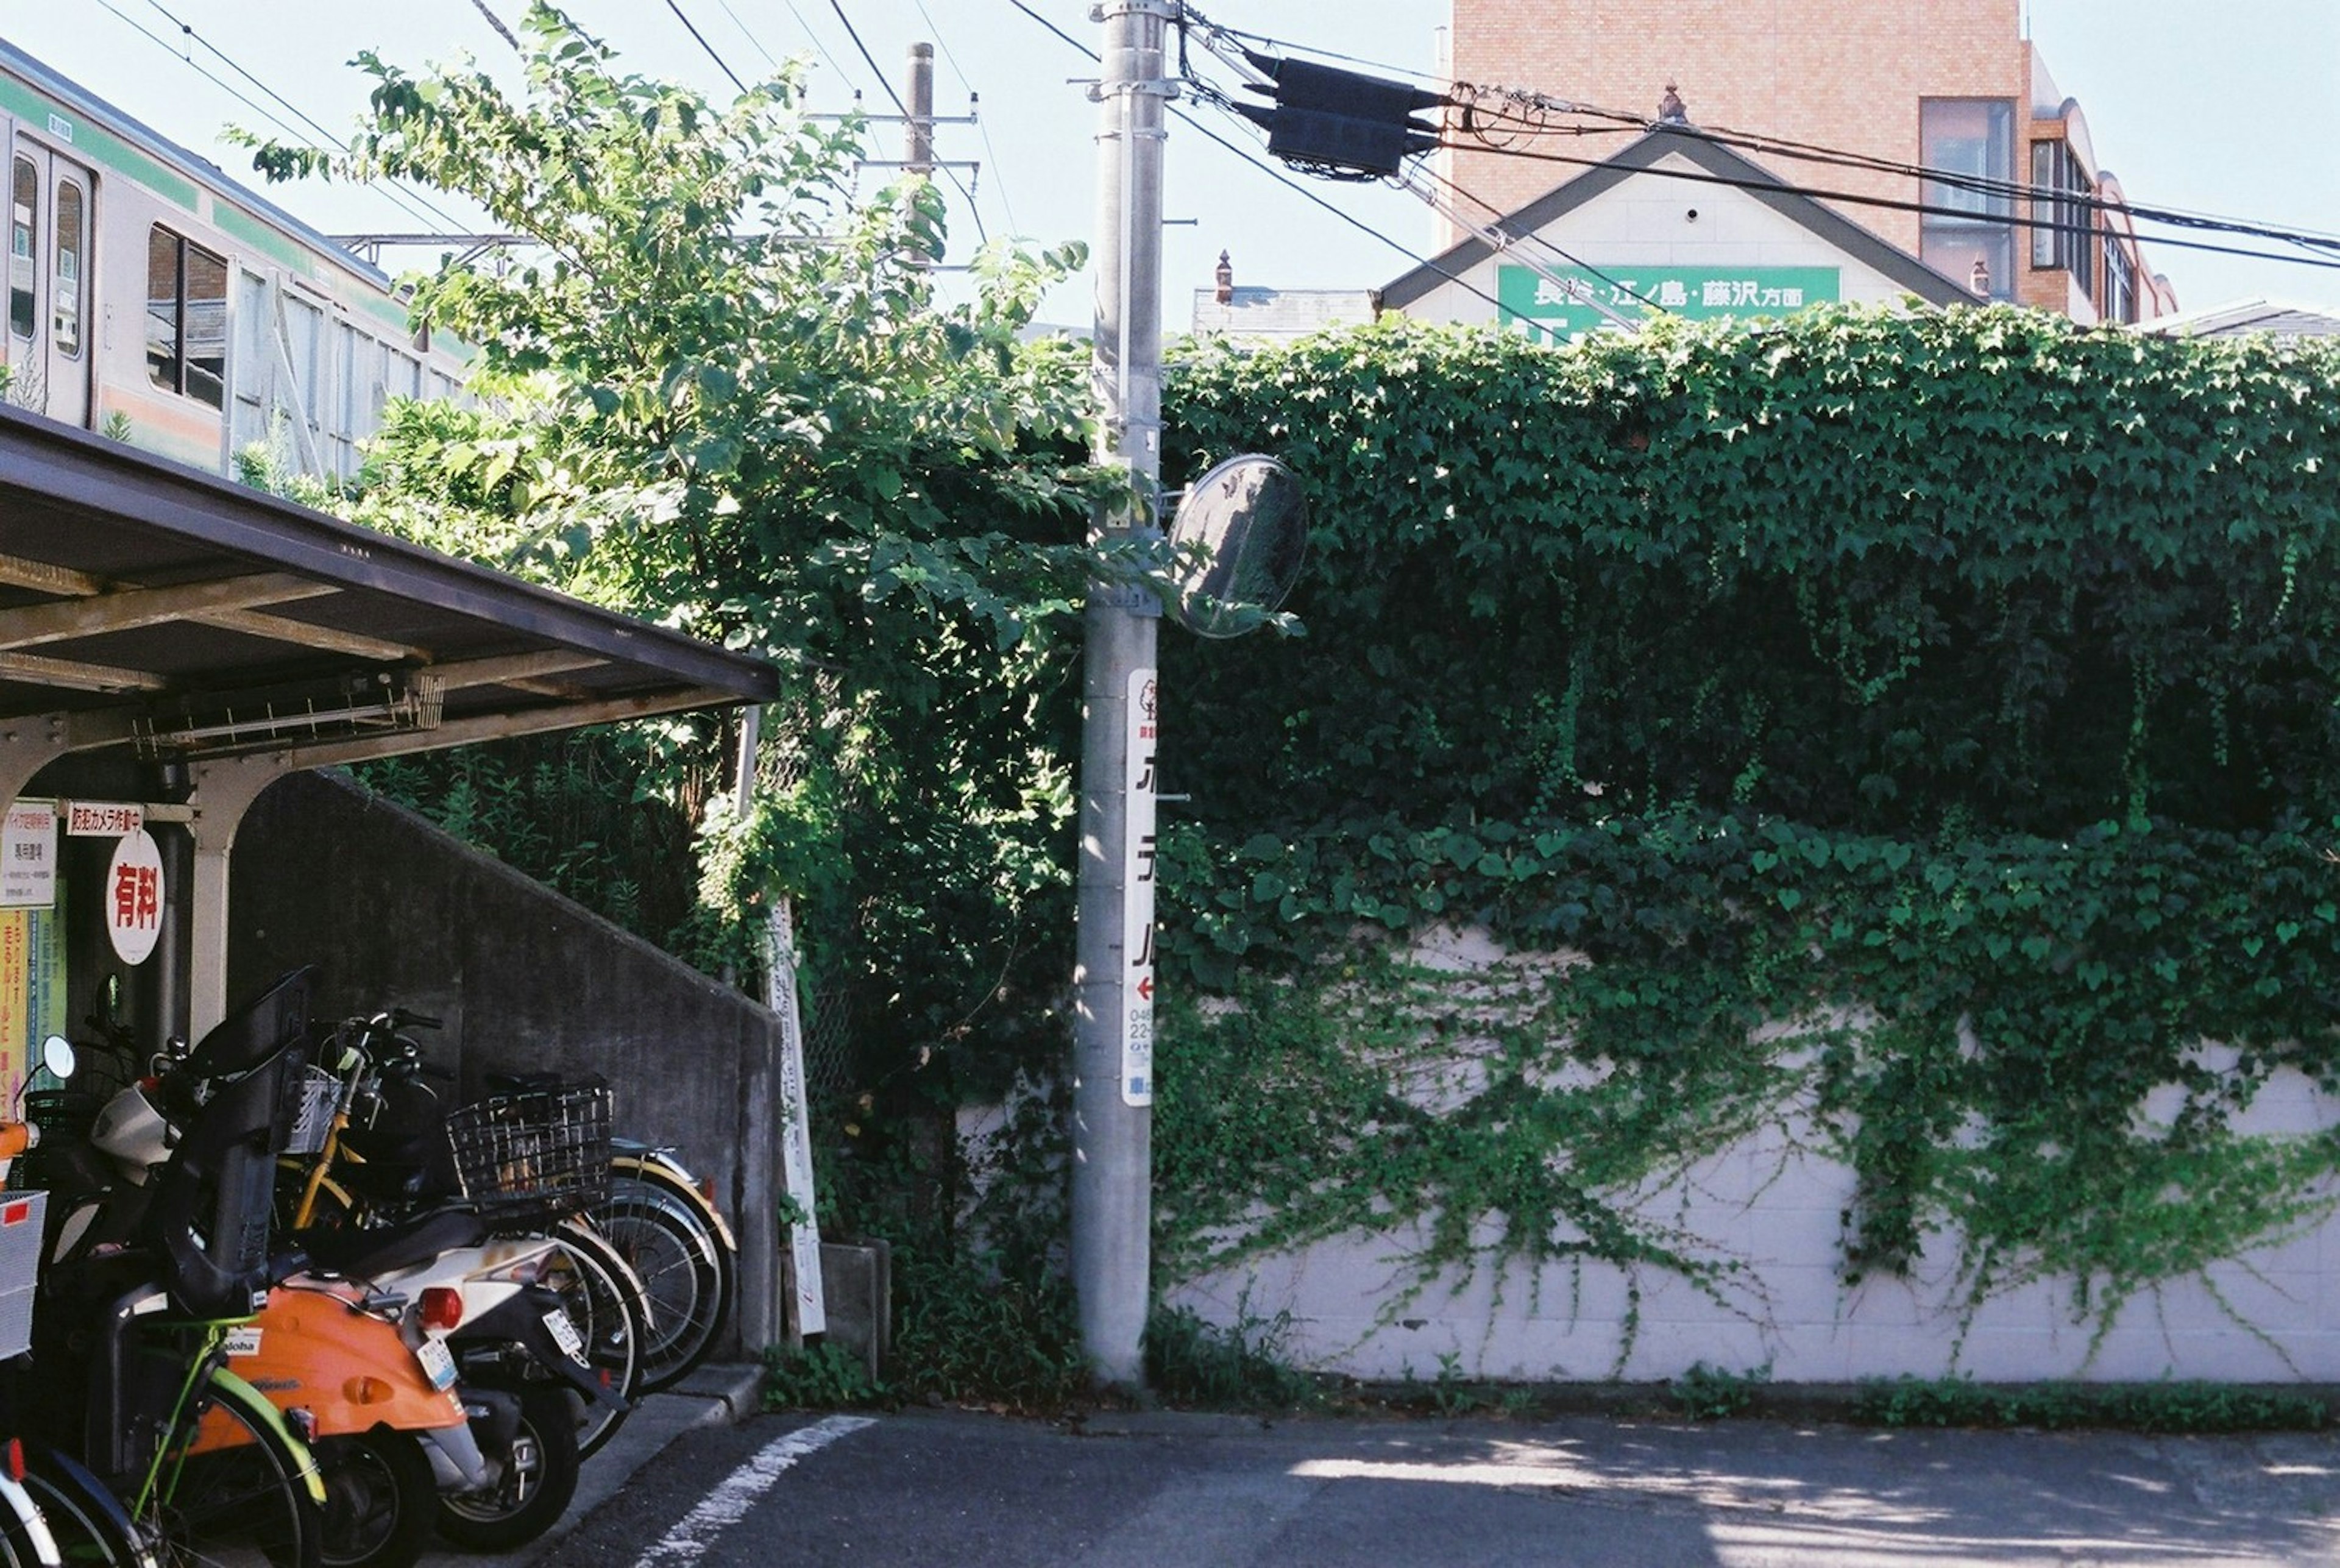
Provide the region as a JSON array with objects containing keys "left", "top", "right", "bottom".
[
  {"left": 105, "top": 828, "right": 165, "bottom": 966},
  {"left": 1122, "top": 667, "right": 1158, "bottom": 1107},
  {"left": 65, "top": 801, "right": 143, "bottom": 837},
  {"left": 0, "top": 801, "right": 57, "bottom": 910}
]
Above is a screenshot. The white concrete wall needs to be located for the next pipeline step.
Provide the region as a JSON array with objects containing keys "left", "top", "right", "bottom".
[
  {"left": 1155, "top": 926, "right": 2340, "bottom": 1385},
  {"left": 1405, "top": 151, "right": 1935, "bottom": 328}
]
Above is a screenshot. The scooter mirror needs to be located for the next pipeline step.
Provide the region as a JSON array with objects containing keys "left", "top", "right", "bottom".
[{"left": 40, "top": 1035, "right": 74, "bottom": 1081}]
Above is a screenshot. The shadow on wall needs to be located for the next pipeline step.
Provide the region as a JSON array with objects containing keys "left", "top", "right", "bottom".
[{"left": 227, "top": 769, "right": 782, "bottom": 1353}]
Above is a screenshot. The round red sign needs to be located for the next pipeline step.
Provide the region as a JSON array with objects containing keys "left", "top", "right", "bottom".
[{"left": 105, "top": 828, "right": 165, "bottom": 966}]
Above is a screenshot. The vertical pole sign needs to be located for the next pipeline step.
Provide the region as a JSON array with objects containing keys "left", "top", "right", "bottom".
[
  {"left": 765, "top": 898, "right": 827, "bottom": 1341},
  {"left": 0, "top": 801, "right": 56, "bottom": 1110},
  {"left": 1122, "top": 669, "right": 1158, "bottom": 1104}
]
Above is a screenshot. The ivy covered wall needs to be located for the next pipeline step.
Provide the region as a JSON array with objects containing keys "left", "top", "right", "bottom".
[{"left": 1146, "top": 308, "right": 2340, "bottom": 1378}]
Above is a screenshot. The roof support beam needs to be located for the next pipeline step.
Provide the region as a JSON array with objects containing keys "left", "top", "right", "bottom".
[
  {"left": 196, "top": 609, "right": 422, "bottom": 662},
  {"left": 425, "top": 650, "right": 608, "bottom": 690},
  {"left": 0, "top": 571, "right": 338, "bottom": 650},
  {"left": 0, "top": 549, "right": 424, "bottom": 662},
  {"left": 263, "top": 686, "right": 745, "bottom": 770},
  {"left": 0, "top": 650, "right": 169, "bottom": 693}
]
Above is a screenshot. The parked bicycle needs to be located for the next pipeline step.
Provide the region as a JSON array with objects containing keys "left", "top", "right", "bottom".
[
  {"left": 29, "top": 967, "right": 329, "bottom": 1568},
  {"left": 277, "top": 1016, "right": 646, "bottom": 1460}
]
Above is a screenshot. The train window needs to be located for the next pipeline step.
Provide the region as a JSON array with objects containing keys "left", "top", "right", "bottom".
[
  {"left": 53, "top": 180, "right": 84, "bottom": 359},
  {"left": 9, "top": 157, "right": 35, "bottom": 342},
  {"left": 146, "top": 225, "right": 228, "bottom": 410}
]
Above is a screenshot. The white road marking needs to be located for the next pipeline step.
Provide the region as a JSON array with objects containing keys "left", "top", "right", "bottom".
[{"left": 633, "top": 1413, "right": 878, "bottom": 1566}]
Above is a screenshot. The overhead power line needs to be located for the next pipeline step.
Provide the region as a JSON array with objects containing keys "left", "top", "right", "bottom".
[
  {"left": 712, "top": 0, "right": 784, "bottom": 73},
  {"left": 829, "top": 0, "right": 988, "bottom": 246},
  {"left": 1001, "top": 0, "right": 1508, "bottom": 318},
  {"left": 1456, "top": 140, "right": 2340, "bottom": 275},
  {"left": 1185, "top": 9, "right": 2340, "bottom": 282},
  {"left": 914, "top": 0, "right": 1019, "bottom": 234},
  {"left": 1453, "top": 86, "right": 2340, "bottom": 261},
  {"left": 99, "top": 0, "right": 467, "bottom": 240},
  {"left": 664, "top": 0, "right": 749, "bottom": 95}
]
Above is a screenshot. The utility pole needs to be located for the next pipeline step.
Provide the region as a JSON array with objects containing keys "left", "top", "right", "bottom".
[
  {"left": 905, "top": 43, "right": 935, "bottom": 175},
  {"left": 1071, "top": 0, "right": 1172, "bottom": 1390}
]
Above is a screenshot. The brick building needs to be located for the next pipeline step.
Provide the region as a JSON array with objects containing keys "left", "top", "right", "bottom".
[{"left": 1439, "top": 0, "right": 2174, "bottom": 322}]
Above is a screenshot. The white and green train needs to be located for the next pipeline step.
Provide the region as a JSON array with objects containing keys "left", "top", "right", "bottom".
[{"left": 2, "top": 38, "right": 461, "bottom": 480}]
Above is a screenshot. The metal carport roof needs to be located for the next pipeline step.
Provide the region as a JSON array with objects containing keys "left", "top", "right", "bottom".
[
  {"left": 0, "top": 401, "right": 779, "bottom": 1038},
  {"left": 0, "top": 403, "right": 776, "bottom": 768}
]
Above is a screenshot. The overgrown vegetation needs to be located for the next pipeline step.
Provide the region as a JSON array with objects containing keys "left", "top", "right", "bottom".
[
  {"left": 1153, "top": 310, "right": 2340, "bottom": 1364},
  {"left": 1672, "top": 1362, "right": 1773, "bottom": 1421},
  {"left": 248, "top": 2, "right": 1102, "bottom": 1098},
  {"left": 1855, "top": 1375, "right": 2329, "bottom": 1432},
  {"left": 762, "top": 1341, "right": 884, "bottom": 1411},
  {"left": 1145, "top": 1304, "right": 1325, "bottom": 1412},
  {"left": 253, "top": 4, "right": 2340, "bottom": 1397}
]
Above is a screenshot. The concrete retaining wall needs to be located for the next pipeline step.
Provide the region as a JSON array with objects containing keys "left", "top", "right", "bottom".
[
  {"left": 229, "top": 769, "right": 783, "bottom": 1353},
  {"left": 1158, "top": 925, "right": 2340, "bottom": 1385}
]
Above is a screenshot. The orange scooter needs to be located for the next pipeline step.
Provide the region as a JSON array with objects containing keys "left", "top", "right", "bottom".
[{"left": 210, "top": 1274, "right": 469, "bottom": 1568}]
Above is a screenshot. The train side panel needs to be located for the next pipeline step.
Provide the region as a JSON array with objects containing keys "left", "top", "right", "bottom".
[{"left": 3, "top": 45, "right": 466, "bottom": 485}]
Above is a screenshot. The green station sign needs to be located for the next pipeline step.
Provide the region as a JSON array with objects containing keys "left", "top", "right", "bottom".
[{"left": 1497, "top": 264, "right": 1842, "bottom": 339}]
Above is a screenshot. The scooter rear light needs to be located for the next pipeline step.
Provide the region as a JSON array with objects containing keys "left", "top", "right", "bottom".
[
  {"left": 5, "top": 1438, "right": 21, "bottom": 1482},
  {"left": 420, "top": 1286, "right": 464, "bottom": 1332}
]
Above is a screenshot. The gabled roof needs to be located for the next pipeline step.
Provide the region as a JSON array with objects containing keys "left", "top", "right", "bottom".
[
  {"left": 2138, "top": 298, "right": 2340, "bottom": 341},
  {"left": 1380, "top": 124, "right": 1972, "bottom": 314}
]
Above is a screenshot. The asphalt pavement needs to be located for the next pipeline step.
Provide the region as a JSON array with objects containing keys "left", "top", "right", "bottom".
[{"left": 481, "top": 1392, "right": 2340, "bottom": 1567}]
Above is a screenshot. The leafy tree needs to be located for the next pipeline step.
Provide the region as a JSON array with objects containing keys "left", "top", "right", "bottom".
[{"left": 248, "top": 4, "right": 1104, "bottom": 1096}]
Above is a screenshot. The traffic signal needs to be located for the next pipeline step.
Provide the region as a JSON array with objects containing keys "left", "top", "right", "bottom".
[{"left": 1234, "top": 51, "right": 1445, "bottom": 179}]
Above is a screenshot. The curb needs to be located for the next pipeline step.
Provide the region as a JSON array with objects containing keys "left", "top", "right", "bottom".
[{"left": 417, "top": 1363, "right": 766, "bottom": 1567}]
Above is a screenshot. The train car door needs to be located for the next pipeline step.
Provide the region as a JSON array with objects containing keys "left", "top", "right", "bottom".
[{"left": 6, "top": 140, "right": 93, "bottom": 427}]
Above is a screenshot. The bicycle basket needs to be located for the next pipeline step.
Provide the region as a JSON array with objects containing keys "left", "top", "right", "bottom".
[
  {"left": 9, "top": 1090, "right": 101, "bottom": 1192},
  {"left": 443, "top": 1080, "right": 612, "bottom": 1226}
]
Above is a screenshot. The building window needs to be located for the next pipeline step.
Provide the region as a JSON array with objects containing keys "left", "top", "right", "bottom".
[
  {"left": 2029, "top": 140, "right": 2097, "bottom": 285},
  {"left": 1921, "top": 99, "right": 2015, "bottom": 300},
  {"left": 2103, "top": 231, "right": 2136, "bottom": 324},
  {"left": 9, "top": 157, "right": 36, "bottom": 342},
  {"left": 53, "top": 180, "right": 84, "bottom": 360},
  {"left": 146, "top": 225, "right": 228, "bottom": 409}
]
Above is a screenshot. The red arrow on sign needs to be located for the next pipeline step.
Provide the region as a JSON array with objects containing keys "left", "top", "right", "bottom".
[{"left": 1136, "top": 976, "right": 1154, "bottom": 1001}]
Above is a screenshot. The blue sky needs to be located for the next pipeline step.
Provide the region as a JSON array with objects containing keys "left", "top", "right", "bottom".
[{"left": 7, "top": 1, "right": 2337, "bottom": 328}]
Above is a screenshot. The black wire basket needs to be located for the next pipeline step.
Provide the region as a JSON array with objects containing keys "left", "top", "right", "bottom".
[
  {"left": 443, "top": 1079, "right": 613, "bottom": 1228},
  {"left": 9, "top": 1088, "right": 102, "bottom": 1192}
]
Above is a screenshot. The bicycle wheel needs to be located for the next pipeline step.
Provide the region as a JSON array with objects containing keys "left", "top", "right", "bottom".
[
  {"left": 431, "top": 1387, "right": 576, "bottom": 1554},
  {"left": 22, "top": 1447, "right": 155, "bottom": 1568},
  {"left": 539, "top": 1225, "right": 643, "bottom": 1460},
  {"left": 0, "top": 1472, "right": 40, "bottom": 1568},
  {"left": 589, "top": 1177, "right": 728, "bottom": 1391},
  {"left": 146, "top": 1373, "right": 322, "bottom": 1568},
  {"left": 311, "top": 1433, "right": 432, "bottom": 1568}
]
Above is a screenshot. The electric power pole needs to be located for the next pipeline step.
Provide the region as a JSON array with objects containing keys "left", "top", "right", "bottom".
[
  {"left": 1071, "top": 0, "right": 1173, "bottom": 1391},
  {"left": 906, "top": 43, "right": 935, "bottom": 174}
]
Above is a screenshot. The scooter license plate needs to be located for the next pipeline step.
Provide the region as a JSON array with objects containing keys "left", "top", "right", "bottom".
[
  {"left": 417, "top": 1336, "right": 457, "bottom": 1391},
  {"left": 544, "top": 1308, "right": 587, "bottom": 1363}
]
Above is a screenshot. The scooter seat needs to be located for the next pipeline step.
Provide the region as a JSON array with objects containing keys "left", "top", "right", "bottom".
[{"left": 296, "top": 1206, "right": 490, "bottom": 1279}]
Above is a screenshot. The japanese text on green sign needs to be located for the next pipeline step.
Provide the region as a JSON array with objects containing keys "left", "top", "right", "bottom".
[{"left": 1498, "top": 264, "right": 1842, "bottom": 339}]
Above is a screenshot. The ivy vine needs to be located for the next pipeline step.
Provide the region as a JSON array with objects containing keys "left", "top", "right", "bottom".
[{"left": 1148, "top": 308, "right": 2340, "bottom": 1359}]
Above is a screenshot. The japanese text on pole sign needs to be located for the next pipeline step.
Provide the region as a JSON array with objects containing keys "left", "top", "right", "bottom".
[
  {"left": 105, "top": 829, "right": 165, "bottom": 967},
  {"left": 64, "top": 801, "right": 142, "bottom": 837},
  {"left": 1496, "top": 264, "right": 1842, "bottom": 341},
  {"left": 0, "top": 802, "right": 55, "bottom": 911},
  {"left": 1122, "top": 667, "right": 1158, "bottom": 1107}
]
